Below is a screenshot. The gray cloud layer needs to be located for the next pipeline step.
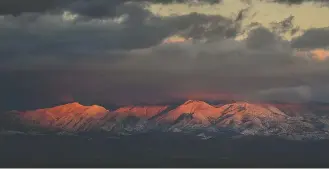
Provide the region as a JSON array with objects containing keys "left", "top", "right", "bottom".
[
  {"left": 291, "top": 27, "right": 329, "bottom": 48},
  {"left": 0, "top": 0, "right": 326, "bottom": 16},
  {"left": 273, "top": 0, "right": 329, "bottom": 4},
  {"left": 0, "top": 0, "right": 126, "bottom": 17},
  {"left": 0, "top": 0, "right": 224, "bottom": 17},
  {"left": 1, "top": 0, "right": 329, "bottom": 107},
  {"left": 0, "top": 2, "right": 236, "bottom": 65}
]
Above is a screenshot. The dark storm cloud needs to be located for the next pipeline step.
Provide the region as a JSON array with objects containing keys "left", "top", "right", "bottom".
[
  {"left": 150, "top": 0, "right": 222, "bottom": 4},
  {"left": 272, "top": 0, "right": 329, "bottom": 4},
  {"left": 1, "top": 0, "right": 329, "bottom": 109},
  {"left": 245, "top": 27, "right": 291, "bottom": 51},
  {"left": 0, "top": 0, "right": 61, "bottom": 15},
  {"left": 0, "top": 2, "right": 240, "bottom": 109},
  {"left": 0, "top": 0, "right": 127, "bottom": 17},
  {"left": 64, "top": 0, "right": 129, "bottom": 18},
  {"left": 104, "top": 25, "right": 329, "bottom": 104},
  {"left": 255, "top": 86, "right": 312, "bottom": 102},
  {"left": 0, "top": 0, "right": 326, "bottom": 17},
  {"left": 0, "top": 0, "right": 223, "bottom": 18},
  {"left": 114, "top": 27, "right": 294, "bottom": 73},
  {"left": 0, "top": 2, "right": 235, "bottom": 66},
  {"left": 291, "top": 27, "right": 329, "bottom": 48}
]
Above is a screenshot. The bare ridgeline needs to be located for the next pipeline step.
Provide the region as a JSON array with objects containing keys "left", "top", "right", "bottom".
[{"left": 1, "top": 100, "right": 329, "bottom": 167}]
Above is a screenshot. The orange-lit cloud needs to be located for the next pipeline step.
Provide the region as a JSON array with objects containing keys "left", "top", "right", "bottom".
[
  {"left": 310, "top": 49, "right": 329, "bottom": 61},
  {"left": 295, "top": 48, "right": 329, "bottom": 61},
  {"left": 162, "top": 36, "right": 190, "bottom": 44}
]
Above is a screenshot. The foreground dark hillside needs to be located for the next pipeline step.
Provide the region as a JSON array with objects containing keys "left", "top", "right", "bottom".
[{"left": 1, "top": 132, "right": 329, "bottom": 167}]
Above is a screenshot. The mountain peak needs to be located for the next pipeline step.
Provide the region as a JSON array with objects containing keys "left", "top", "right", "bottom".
[
  {"left": 85, "top": 105, "right": 109, "bottom": 114},
  {"left": 61, "top": 102, "right": 83, "bottom": 107},
  {"left": 156, "top": 100, "right": 221, "bottom": 124},
  {"left": 183, "top": 100, "right": 209, "bottom": 105},
  {"left": 13, "top": 102, "right": 109, "bottom": 132}
]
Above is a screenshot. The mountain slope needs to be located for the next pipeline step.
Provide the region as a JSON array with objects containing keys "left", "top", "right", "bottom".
[
  {"left": 114, "top": 105, "right": 169, "bottom": 119},
  {"left": 5, "top": 102, "right": 110, "bottom": 132},
  {"left": 154, "top": 100, "right": 224, "bottom": 124}
]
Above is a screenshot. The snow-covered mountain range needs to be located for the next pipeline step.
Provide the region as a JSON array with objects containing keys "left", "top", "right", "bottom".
[{"left": 2, "top": 100, "right": 329, "bottom": 140}]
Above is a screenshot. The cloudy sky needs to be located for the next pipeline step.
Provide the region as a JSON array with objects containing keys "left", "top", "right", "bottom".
[{"left": 1, "top": 0, "right": 329, "bottom": 109}]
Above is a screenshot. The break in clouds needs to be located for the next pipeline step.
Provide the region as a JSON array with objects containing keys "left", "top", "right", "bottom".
[{"left": 1, "top": 0, "right": 329, "bottom": 108}]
